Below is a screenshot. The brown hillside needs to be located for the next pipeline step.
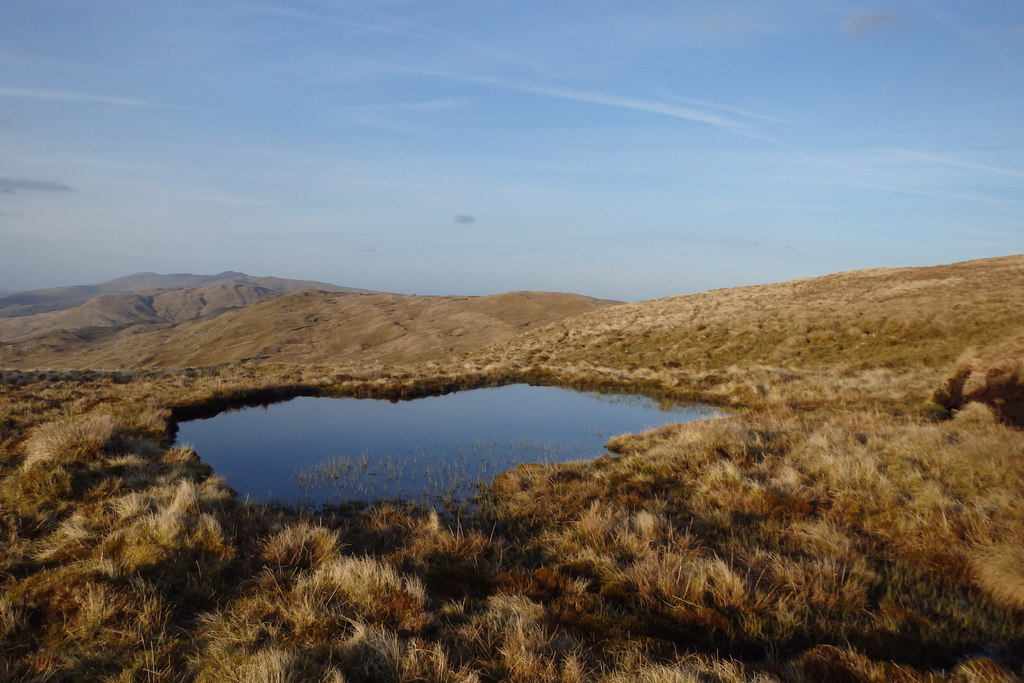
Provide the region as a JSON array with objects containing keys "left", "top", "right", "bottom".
[
  {"left": 0, "top": 290, "right": 618, "bottom": 370},
  {"left": 466, "top": 255, "right": 1024, "bottom": 416},
  {"left": 477, "top": 254, "right": 1024, "bottom": 373},
  {"left": 0, "top": 281, "right": 289, "bottom": 343},
  {"left": 0, "top": 272, "right": 369, "bottom": 319}
]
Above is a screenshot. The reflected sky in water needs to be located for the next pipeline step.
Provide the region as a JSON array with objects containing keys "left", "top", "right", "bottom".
[{"left": 175, "top": 384, "right": 715, "bottom": 508}]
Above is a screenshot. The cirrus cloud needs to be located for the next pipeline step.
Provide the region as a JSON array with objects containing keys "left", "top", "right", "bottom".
[{"left": 0, "top": 177, "right": 74, "bottom": 194}]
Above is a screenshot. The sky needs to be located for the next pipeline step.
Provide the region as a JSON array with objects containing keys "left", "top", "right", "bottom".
[{"left": 1, "top": 0, "right": 1022, "bottom": 301}]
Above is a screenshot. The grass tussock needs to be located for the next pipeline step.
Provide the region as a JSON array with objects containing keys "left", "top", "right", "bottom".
[
  {"left": 21, "top": 412, "right": 118, "bottom": 469},
  {"left": 972, "top": 544, "right": 1024, "bottom": 612}
]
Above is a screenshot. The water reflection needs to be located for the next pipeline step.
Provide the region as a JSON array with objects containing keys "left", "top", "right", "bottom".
[{"left": 174, "top": 384, "right": 714, "bottom": 508}]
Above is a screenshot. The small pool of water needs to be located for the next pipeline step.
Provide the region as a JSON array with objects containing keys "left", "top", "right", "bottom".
[{"left": 174, "top": 384, "right": 715, "bottom": 508}]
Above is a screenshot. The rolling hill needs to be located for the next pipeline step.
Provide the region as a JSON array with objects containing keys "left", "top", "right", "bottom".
[
  {"left": 0, "top": 289, "right": 619, "bottom": 369},
  {"left": 475, "top": 254, "right": 1024, "bottom": 373},
  {"left": 0, "top": 271, "right": 368, "bottom": 319}
]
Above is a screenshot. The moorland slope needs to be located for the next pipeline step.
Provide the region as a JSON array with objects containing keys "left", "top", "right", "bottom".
[
  {"left": 473, "top": 254, "right": 1024, "bottom": 419},
  {"left": 1, "top": 255, "right": 1022, "bottom": 681},
  {"left": 0, "top": 290, "right": 618, "bottom": 369}
]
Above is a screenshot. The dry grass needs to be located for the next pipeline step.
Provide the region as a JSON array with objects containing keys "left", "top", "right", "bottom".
[
  {"left": 2, "top": 255, "right": 1024, "bottom": 680},
  {"left": 486, "top": 409, "right": 1024, "bottom": 666},
  {"left": 21, "top": 412, "right": 118, "bottom": 469},
  {"left": 261, "top": 520, "right": 342, "bottom": 571},
  {"left": 972, "top": 544, "right": 1024, "bottom": 612},
  {"left": 934, "top": 329, "right": 1024, "bottom": 426},
  {"left": 0, "top": 289, "right": 617, "bottom": 370}
]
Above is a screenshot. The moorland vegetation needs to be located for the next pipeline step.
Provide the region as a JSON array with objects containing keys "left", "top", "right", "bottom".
[{"left": 1, "top": 255, "right": 1023, "bottom": 681}]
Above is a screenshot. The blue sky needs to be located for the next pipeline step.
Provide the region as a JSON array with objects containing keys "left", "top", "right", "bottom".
[{"left": 1, "top": 0, "right": 1022, "bottom": 300}]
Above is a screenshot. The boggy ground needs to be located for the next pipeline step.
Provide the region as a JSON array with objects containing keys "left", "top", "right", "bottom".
[
  {"left": 0, "top": 358, "right": 1022, "bottom": 682},
  {"left": 2, "top": 255, "right": 1024, "bottom": 681}
]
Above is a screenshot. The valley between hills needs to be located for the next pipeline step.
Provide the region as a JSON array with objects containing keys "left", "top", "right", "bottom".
[{"left": 1, "top": 255, "right": 1023, "bottom": 681}]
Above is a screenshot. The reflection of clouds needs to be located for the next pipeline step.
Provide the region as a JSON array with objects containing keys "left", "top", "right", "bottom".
[{"left": 189, "top": 386, "right": 717, "bottom": 510}]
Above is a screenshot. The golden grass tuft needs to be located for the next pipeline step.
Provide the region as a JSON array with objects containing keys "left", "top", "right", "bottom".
[
  {"left": 971, "top": 543, "right": 1024, "bottom": 611},
  {"left": 954, "top": 401, "right": 999, "bottom": 424},
  {"left": 404, "top": 509, "right": 491, "bottom": 562},
  {"left": 602, "top": 654, "right": 777, "bottom": 683},
  {"left": 21, "top": 412, "right": 118, "bottom": 469},
  {"left": 290, "top": 555, "right": 428, "bottom": 633},
  {"left": 261, "top": 521, "right": 342, "bottom": 571},
  {"left": 212, "top": 648, "right": 303, "bottom": 683}
]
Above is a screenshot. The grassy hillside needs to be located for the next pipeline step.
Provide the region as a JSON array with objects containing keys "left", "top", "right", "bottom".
[
  {"left": 471, "top": 254, "right": 1024, "bottom": 418},
  {"left": 1, "top": 255, "right": 1022, "bottom": 681},
  {"left": 479, "top": 255, "right": 1023, "bottom": 370},
  {"left": 0, "top": 290, "right": 619, "bottom": 370}
]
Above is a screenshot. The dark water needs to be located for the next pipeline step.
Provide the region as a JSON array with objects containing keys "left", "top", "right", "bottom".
[{"left": 174, "top": 384, "right": 714, "bottom": 508}]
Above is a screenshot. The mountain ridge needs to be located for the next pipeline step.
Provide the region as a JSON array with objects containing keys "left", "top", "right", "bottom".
[
  {"left": 0, "top": 288, "right": 619, "bottom": 369},
  {"left": 0, "top": 271, "right": 370, "bottom": 319}
]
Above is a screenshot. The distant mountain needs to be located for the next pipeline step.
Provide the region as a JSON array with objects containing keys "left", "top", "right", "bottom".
[
  {"left": 0, "top": 271, "right": 369, "bottom": 318},
  {"left": 0, "top": 289, "right": 620, "bottom": 369}
]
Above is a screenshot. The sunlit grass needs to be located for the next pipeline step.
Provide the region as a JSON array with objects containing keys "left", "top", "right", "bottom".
[{"left": 2, "top": 255, "right": 1023, "bottom": 679}]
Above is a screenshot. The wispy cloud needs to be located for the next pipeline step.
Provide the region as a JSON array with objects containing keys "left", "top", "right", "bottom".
[
  {"left": 0, "top": 177, "right": 74, "bottom": 193},
  {"left": 204, "top": 0, "right": 546, "bottom": 72},
  {"left": 0, "top": 86, "right": 180, "bottom": 109},
  {"left": 336, "top": 98, "right": 469, "bottom": 113},
  {"left": 842, "top": 12, "right": 908, "bottom": 37},
  {"left": 912, "top": 0, "right": 1023, "bottom": 74},
  {"left": 772, "top": 147, "right": 1024, "bottom": 214},
  {"left": 454, "top": 214, "right": 476, "bottom": 224},
  {"left": 889, "top": 149, "right": 1024, "bottom": 179},
  {"left": 379, "top": 65, "right": 791, "bottom": 143},
  {"left": 667, "top": 97, "right": 798, "bottom": 127}
]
